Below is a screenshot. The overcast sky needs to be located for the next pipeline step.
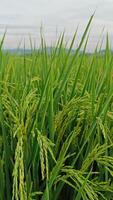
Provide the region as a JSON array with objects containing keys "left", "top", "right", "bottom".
[{"left": 0, "top": 0, "right": 113, "bottom": 50}]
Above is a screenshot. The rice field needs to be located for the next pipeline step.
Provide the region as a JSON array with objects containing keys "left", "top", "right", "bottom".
[{"left": 1, "top": 15, "right": 113, "bottom": 199}]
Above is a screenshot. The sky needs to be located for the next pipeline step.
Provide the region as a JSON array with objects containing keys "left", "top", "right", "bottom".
[{"left": 0, "top": 0, "right": 113, "bottom": 50}]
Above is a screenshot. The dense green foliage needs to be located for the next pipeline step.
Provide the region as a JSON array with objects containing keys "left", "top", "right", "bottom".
[{"left": 1, "top": 16, "right": 113, "bottom": 199}]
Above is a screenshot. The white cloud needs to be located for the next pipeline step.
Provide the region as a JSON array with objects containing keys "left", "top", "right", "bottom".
[{"left": 0, "top": 0, "right": 113, "bottom": 49}]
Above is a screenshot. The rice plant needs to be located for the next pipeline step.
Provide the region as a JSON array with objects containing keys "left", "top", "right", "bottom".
[{"left": 1, "top": 15, "right": 113, "bottom": 199}]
